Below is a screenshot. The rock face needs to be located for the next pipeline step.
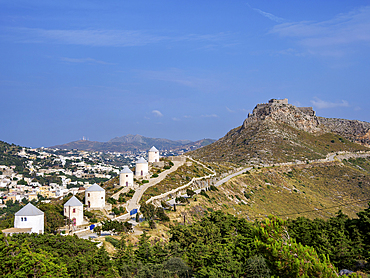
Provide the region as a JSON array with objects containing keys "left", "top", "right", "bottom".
[
  {"left": 189, "top": 98, "right": 369, "bottom": 165},
  {"left": 242, "top": 99, "right": 322, "bottom": 133},
  {"left": 241, "top": 98, "right": 370, "bottom": 146},
  {"left": 319, "top": 117, "right": 370, "bottom": 146}
]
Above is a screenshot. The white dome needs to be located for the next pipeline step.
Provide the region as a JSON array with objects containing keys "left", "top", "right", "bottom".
[
  {"left": 86, "top": 183, "right": 105, "bottom": 192},
  {"left": 149, "top": 146, "right": 159, "bottom": 152},
  {"left": 120, "top": 166, "right": 133, "bottom": 174},
  {"left": 64, "top": 196, "right": 83, "bottom": 207},
  {"left": 136, "top": 157, "right": 147, "bottom": 164}
]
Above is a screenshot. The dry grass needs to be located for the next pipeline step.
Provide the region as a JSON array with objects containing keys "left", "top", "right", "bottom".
[
  {"left": 165, "top": 159, "right": 370, "bottom": 222},
  {"left": 190, "top": 121, "right": 369, "bottom": 165},
  {"left": 141, "top": 161, "right": 214, "bottom": 203}
]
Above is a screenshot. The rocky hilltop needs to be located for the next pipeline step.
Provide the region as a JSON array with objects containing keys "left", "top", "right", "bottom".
[
  {"left": 190, "top": 98, "right": 369, "bottom": 165},
  {"left": 241, "top": 98, "right": 370, "bottom": 145},
  {"left": 242, "top": 98, "right": 321, "bottom": 133}
]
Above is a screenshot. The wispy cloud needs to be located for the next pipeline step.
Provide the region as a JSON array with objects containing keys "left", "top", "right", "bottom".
[
  {"left": 152, "top": 110, "right": 163, "bottom": 117},
  {"left": 138, "top": 68, "right": 224, "bottom": 93},
  {"left": 226, "top": 107, "right": 235, "bottom": 113},
  {"left": 252, "top": 8, "right": 284, "bottom": 23},
  {"left": 201, "top": 114, "right": 218, "bottom": 118},
  {"left": 172, "top": 117, "right": 180, "bottom": 121},
  {"left": 60, "top": 57, "right": 114, "bottom": 65},
  {"left": 310, "top": 98, "right": 349, "bottom": 109},
  {"left": 270, "top": 6, "right": 370, "bottom": 56},
  {"left": 2, "top": 27, "right": 230, "bottom": 47}
]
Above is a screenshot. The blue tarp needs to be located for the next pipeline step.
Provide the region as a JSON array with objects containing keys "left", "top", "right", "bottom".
[
  {"left": 90, "top": 224, "right": 95, "bottom": 230},
  {"left": 130, "top": 209, "right": 138, "bottom": 215}
]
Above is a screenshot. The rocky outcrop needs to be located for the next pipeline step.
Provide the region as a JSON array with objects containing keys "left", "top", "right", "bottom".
[
  {"left": 242, "top": 99, "right": 322, "bottom": 133},
  {"left": 241, "top": 98, "right": 370, "bottom": 146},
  {"left": 319, "top": 117, "right": 370, "bottom": 146}
]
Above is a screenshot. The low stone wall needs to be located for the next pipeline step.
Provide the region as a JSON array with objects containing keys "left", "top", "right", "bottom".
[{"left": 145, "top": 173, "right": 216, "bottom": 206}]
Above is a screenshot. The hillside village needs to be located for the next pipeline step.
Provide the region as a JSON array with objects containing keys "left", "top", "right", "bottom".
[
  {"left": 0, "top": 144, "right": 191, "bottom": 235},
  {"left": 0, "top": 144, "right": 170, "bottom": 205}
]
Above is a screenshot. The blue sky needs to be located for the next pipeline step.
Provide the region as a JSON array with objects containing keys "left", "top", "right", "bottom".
[{"left": 1, "top": 1, "right": 370, "bottom": 147}]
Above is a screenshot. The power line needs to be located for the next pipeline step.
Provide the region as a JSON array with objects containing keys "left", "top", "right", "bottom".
[{"left": 275, "top": 198, "right": 370, "bottom": 217}]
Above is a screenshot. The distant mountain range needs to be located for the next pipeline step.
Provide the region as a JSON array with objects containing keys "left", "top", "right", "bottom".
[{"left": 49, "top": 134, "right": 215, "bottom": 153}]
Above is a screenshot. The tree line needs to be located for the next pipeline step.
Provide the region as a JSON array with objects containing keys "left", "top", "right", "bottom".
[{"left": 3, "top": 204, "right": 370, "bottom": 277}]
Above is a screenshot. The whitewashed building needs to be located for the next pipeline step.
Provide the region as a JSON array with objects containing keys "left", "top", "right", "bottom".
[
  {"left": 120, "top": 166, "right": 134, "bottom": 187},
  {"left": 85, "top": 183, "right": 105, "bottom": 209},
  {"left": 14, "top": 203, "right": 44, "bottom": 234},
  {"left": 148, "top": 146, "right": 160, "bottom": 163},
  {"left": 135, "top": 157, "right": 148, "bottom": 177},
  {"left": 64, "top": 196, "right": 84, "bottom": 226}
]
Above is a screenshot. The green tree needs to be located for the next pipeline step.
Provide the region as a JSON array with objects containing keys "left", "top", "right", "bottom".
[{"left": 0, "top": 232, "right": 69, "bottom": 277}]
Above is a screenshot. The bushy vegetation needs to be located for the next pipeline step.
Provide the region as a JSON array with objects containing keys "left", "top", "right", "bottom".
[{"left": 4, "top": 206, "right": 370, "bottom": 277}]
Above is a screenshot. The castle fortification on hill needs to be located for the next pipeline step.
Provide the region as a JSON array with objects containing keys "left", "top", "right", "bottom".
[{"left": 242, "top": 98, "right": 320, "bottom": 133}]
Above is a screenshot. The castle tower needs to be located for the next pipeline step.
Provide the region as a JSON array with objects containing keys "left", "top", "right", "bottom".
[
  {"left": 135, "top": 157, "right": 148, "bottom": 177},
  {"left": 85, "top": 183, "right": 105, "bottom": 209},
  {"left": 148, "top": 146, "right": 160, "bottom": 163},
  {"left": 14, "top": 203, "right": 44, "bottom": 234},
  {"left": 64, "top": 196, "right": 84, "bottom": 226},
  {"left": 120, "top": 166, "right": 134, "bottom": 187}
]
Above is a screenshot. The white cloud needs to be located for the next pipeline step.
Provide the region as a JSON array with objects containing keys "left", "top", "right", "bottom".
[
  {"left": 310, "top": 98, "right": 349, "bottom": 109},
  {"left": 253, "top": 8, "right": 284, "bottom": 23},
  {"left": 226, "top": 107, "right": 235, "bottom": 113},
  {"left": 3, "top": 27, "right": 230, "bottom": 48},
  {"left": 270, "top": 6, "right": 370, "bottom": 56},
  {"left": 60, "top": 57, "right": 114, "bottom": 65},
  {"left": 152, "top": 110, "right": 163, "bottom": 117},
  {"left": 172, "top": 117, "right": 180, "bottom": 121},
  {"left": 201, "top": 114, "right": 218, "bottom": 118},
  {"left": 138, "top": 68, "right": 225, "bottom": 93}
]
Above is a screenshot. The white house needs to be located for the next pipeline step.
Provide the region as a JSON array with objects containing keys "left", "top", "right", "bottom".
[
  {"left": 64, "top": 196, "right": 84, "bottom": 226},
  {"left": 135, "top": 157, "right": 148, "bottom": 177},
  {"left": 148, "top": 146, "right": 160, "bottom": 163},
  {"left": 85, "top": 183, "right": 105, "bottom": 209},
  {"left": 120, "top": 166, "right": 134, "bottom": 187},
  {"left": 14, "top": 203, "right": 44, "bottom": 234}
]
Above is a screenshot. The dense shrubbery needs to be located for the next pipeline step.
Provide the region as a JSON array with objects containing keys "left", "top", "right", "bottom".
[{"left": 4, "top": 205, "right": 370, "bottom": 277}]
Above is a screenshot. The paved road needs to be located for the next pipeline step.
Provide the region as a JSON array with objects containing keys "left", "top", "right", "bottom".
[
  {"left": 111, "top": 186, "right": 130, "bottom": 200},
  {"left": 126, "top": 160, "right": 185, "bottom": 212},
  {"left": 214, "top": 167, "right": 252, "bottom": 187}
]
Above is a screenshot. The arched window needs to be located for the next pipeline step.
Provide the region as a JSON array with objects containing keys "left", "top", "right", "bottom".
[{"left": 73, "top": 208, "right": 76, "bottom": 213}]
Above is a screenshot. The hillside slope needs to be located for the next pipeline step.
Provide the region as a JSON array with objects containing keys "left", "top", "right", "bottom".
[
  {"left": 175, "top": 157, "right": 370, "bottom": 222},
  {"left": 190, "top": 99, "right": 369, "bottom": 165}
]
